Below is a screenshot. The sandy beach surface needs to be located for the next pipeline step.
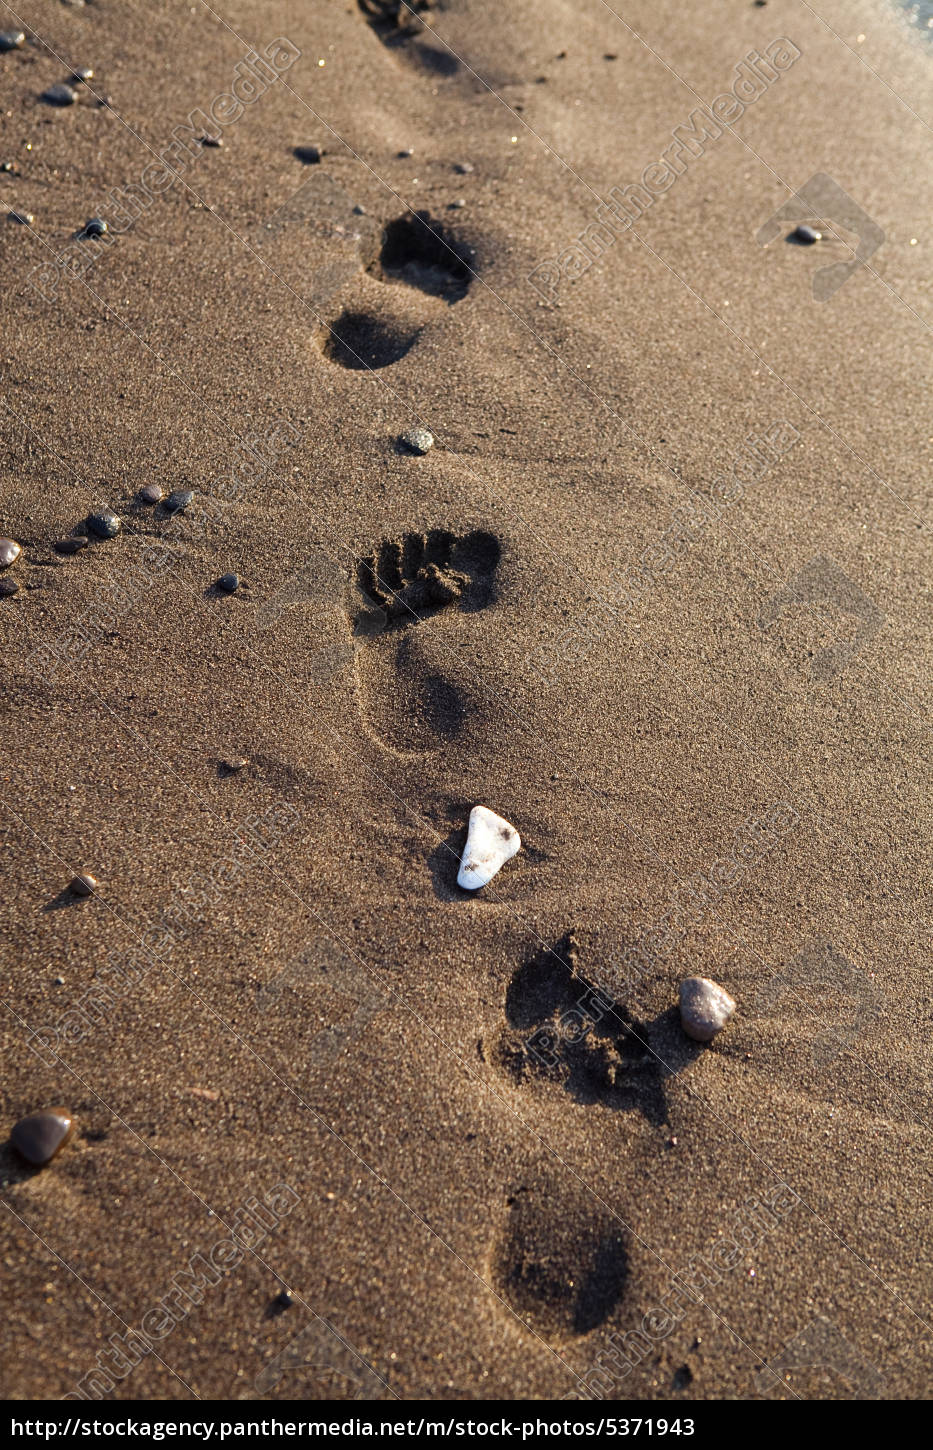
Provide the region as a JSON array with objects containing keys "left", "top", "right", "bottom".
[{"left": 1, "top": 0, "right": 931, "bottom": 1402}]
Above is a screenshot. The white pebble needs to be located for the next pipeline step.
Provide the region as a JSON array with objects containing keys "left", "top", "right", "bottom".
[
  {"left": 457, "top": 805, "right": 521, "bottom": 891},
  {"left": 679, "top": 976, "right": 735, "bottom": 1042}
]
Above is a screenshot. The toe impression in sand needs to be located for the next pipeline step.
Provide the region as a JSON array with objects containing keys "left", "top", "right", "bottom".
[
  {"left": 679, "top": 976, "right": 735, "bottom": 1042},
  {"left": 457, "top": 805, "right": 520, "bottom": 891}
]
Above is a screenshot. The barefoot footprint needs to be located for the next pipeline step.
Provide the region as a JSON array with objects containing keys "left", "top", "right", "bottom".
[
  {"left": 352, "top": 528, "right": 500, "bottom": 751},
  {"left": 320, "top": 211, "right": 474, "bottom": 371}
]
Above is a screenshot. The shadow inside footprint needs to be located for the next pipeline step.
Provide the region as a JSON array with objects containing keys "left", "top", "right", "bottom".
[
  {"left": 369, "top": 212, "right": 474, "bottom": 301},
  {"left": 491, "top": 1186, "right": 629, "bottom": 1343},
  {"left": 493, "top": 931, "right": 690, "bottom": 1125},
  {"left": 320, "top": 309, "right": 423, "bottom": 370},
  {"left": 358, "top": 1, "right": 461, "bottom": 75},
  {"left": 358, "top": 529, "right": 500, "bottom": 625}
]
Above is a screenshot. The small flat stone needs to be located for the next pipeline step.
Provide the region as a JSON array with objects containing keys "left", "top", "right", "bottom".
[
  {"left": 69, "top": 872, "right": 97, "bottom": 897},
  {"left": 399, "top": 426, "right": 434, "bottom": 455},
  {"left": 1, "top": 162, "right": 17, "bottom": 174},
  {"left": 457, "top": 805, "right": 521, "bottom": 890},
  {"left": 790, "top": 224, "right": 821, "bottom": 245},
  {"left": 53, "top": 537, "right": 88, "bottom": 554},
  {"left": 454, "top": 161, "right": 474, "bottom": 174},
  {"left": 86, "top": 509, "right": 120, "bottom": 539},
  {"left": 0, "top": 30, "right": 25, "bottom": 52},
  {"left": 81, "top": 217, "right": 107, "bottom": 238},
  {"left": 294, "top": 145, "right": 322, "bottom": 164},
  {"left": 43, "top": 83, "right": 78, "bottom": 107},
  {"left": 0, "top": 538, "right": 21, "bottom": 569},
  {"left": 679, "top": 976, "right": 736, "bottom": 1043},
  {"left": 217, "top": 572, "right": 239, "bottom": 593},
  {"left": 11, "top": 1108, "right": 74, "bottom": 1167},
  {"left": 448, "top": 199, "right": 466, "bottom": 210},
  {"left": 199, "top": 133, "right": 223, "bottom": 148},
  {"left": 163, "top": 489, "right": 194, "bottom": 514},
  {"left": 71, "top": 66, "right": 94, "bottom": 83},
  {"left": 7, "top": 210, "right": 34, "bottom": 225},
  {"left": 221, "top": 756, "right": 249, "bottom": 773},
  {"left": 138, "top": 483, "right": 163, "bottom": 504},
  {"left": 398, "top": 147, "right": 414, "bottom": 158},
  {"left": 0, "top": 577, "right": 19, "bottom": 598}
]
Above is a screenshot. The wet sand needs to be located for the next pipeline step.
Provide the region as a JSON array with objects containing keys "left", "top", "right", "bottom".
[{"left": 1, "top": 0, "right": 931, "bottom": 1402}]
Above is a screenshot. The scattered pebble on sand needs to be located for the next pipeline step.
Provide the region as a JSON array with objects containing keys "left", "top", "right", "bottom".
[
  {"left": 273, "top": 1288, "right": 293, "bottom": 1311},
  {"left": 449, "top": 199, "right": 466, "bottom": 210},
  {"left": 0, "top": 578, "right": 19, "bottom": 598},
  {"left": 43, "top": 83, "right": 78, "bottom": 107},
  {"left": 7, "top": 209, "right": 34, "bottom": 225},
  {"left": 217, "top": 572, "right": 240, "bottom": 593},
  {"left": 1, "top": 161, "right": 17, "bottom": 173},
  {"left": 679, "top": 976, "right": 736, "bottom": 1042},
  {"left": 457, "top": 805, "right": 521, "bottom": 890},
  {"left": 454, "top": 161, "right": 474, "bottom": 174},
  {"left": 54, "top": 976, "right": 65, "bottom": 987},
  {"left": 199, "top": 133, "right": 223, "bottom": 148},
  {"left": 138, "top": 483, "right": 163, "bottom": 504},
  {"left": 791, "top": 224, "right": 821, "bottom": 244},
  {"left": 69, "top": 872, "right": 97, "bottom": 897},
  {"left": 294, "top": 145, "right": 322, "bottom": 164},
  {"left": 221, "top": 756, "right": 249, "bottom": 773},
  {"left": 0, "top": 538, "right": 21, "bottom": 569},
  {"left": 398, "top": 147, "right": 414, "bottom": 158},
  {"left": 0, "top": 30, "right": 25, "bottom": 52},
  {"left": 399, "top": 426, "right": 434, "bottom": 455},
  {"left": 10, "top": 1108, "right": 74, "bottom": 1167},
  {"left": 86, "top": 508, "right": 120, "bottom": 539},
  {"left": 71, "top": 66, "right": 94, "bottom": 83},
  {"left": 81, "top": 217, "right": 107, "bottom": 238},
  {"left": 54, "top": 536, "right": 88, "bottom": 554},
  {"left": 163, "top": 489, "right": 194, "bottom": 514}
]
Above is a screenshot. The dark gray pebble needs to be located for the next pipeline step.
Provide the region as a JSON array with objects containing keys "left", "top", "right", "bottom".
[
  {"left": 199, "top": 133, "right": 223, "bottom": 148},
  {"left": 71, "top": 66, "right": 94, "bottom": 83},
  {"left": 0, "top": 578, "right": 19, "bottom": 598},
  {"left": 54, "top": 537, "right": 88, "bottom": 555},
  {"left": 1, "top": 162, "right": 17, "bottom": 174},
  {"left": 81, "top": 217, "right": 107, "bottom": 238},
  {"left": 217, "top": 572, "right": 240, "bottom": 593},
  {"left": 0, "top": 30, "right": 25, "bottom": 52},
  {"left": 453, "top": 161, "right": 474, "bottom": 174},
  {"left": 43, "top": 83, "right": 78, "bottom": 107},
  {"left": 163, "top": 489, "right": 194, "bottom": 514},
  {"left": 10, "top": 1108, "right": 74, "bottom": 1167},
  {"left": 7, "top": 210, "right": 34, "bottom": 225},
  {"left": 0, "top": 538, "right": 21, "bottom": 569},
  {"left": 138, "top": 483, "right": 162, "bottom": 504},
  {"left": 69, "top": 872, "right": 97, "bottom": 897},
  {"left": 86, "top": 509, "right": 120, "bottom": 539},
  {"left": 294, "top": 145, "right": 321, "bottom": 164},
  {"left": 790, "top": 224, "right": 821, "bottom": 245}
]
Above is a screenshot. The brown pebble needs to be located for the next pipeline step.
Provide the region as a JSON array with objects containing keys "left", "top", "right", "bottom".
[
  {"left": 221, "top": 756, "right": 249, "bottom": 773},
  {"left": 69, "top": 873, "right": 97, "bottom": 897},
  {"left": 0, "top": 577, "right": 20, "bottom": 598},
  {"left": 0, "top": 538, "right": 21, "bottom": 569},
  {"left": 54, "top": 537, "right": 89, "bottom": 555},
  {"left": 138, "top": 484, "right": 163, "bottom": 505},
  {"left": 11, "top": 1108, "right": 74, "bottom": 1167}
]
